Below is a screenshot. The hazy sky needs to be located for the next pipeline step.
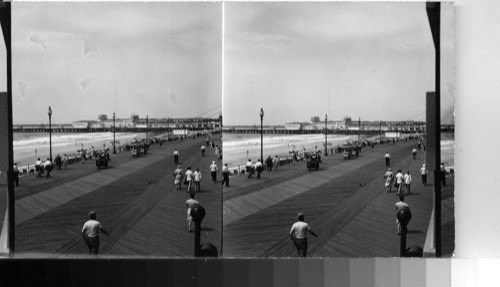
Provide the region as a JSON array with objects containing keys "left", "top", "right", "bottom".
[
  {"left": 8, "top": 2, "right": 222, "bottom": 124},
  {"left": 223, "top": 2, "right": 454, "bottom": 125}
]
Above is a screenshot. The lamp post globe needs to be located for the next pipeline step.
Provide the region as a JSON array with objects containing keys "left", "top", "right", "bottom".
[
  {"left": 48, "top": 106, "right": 52, "bottom": 162},
  {"left": 259, "top": 108, "right": 264, "bottom": 164}
]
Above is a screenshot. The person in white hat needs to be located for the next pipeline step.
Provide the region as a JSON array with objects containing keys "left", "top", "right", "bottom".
[{"left": 420, "top": 164, "right": 428, "bottom": 186}]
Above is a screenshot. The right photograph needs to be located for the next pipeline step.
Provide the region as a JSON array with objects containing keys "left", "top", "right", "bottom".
[{"left": 222, "top": 2, "right": 454, "bottom": 257}]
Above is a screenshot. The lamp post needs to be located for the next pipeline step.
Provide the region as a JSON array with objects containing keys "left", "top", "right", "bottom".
[
  {"left": 379, "top": 119, "right": 382, "bottom": 143},
  {"left": 48, "top": 106, "right": 52, "bottom": 162},
  {"left": 113, "top": 112, "right": 116, "bottom": 154},
  {"left": 358, "top": 117, "right": 361, "bottom": 143},
  {"left": 324, "top": 114, "right": 328, "bottom": 156},
  {"left": 259, "top": 108, "right": 264, "bottom": 164},
  {"left": 146, "top": 115, "right": 149, "bottom": 141},
  {"left": 397, "top": 208, "right": 412, "bottom": 257},
  {"left": 191, "top": 205, "right": 206, "bottom": 257}
]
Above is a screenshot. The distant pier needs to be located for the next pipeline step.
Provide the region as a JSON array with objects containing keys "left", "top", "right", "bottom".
[
  {"left": 13, "top": 125, "right": 220, "bottom": 134},
  {"left": 221, "top": 125, "right": 453, "bottom": 134}
]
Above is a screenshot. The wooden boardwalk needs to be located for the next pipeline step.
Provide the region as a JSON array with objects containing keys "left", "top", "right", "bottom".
[
  {"left": 223, "top": 141, "right": 454, "bottom": 257},
  {"left": 10, "top": 137, "right": 222, "bottom": 257}
]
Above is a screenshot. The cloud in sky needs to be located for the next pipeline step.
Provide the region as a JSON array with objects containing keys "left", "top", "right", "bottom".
[
  {"left": 223, "top": 2, "right": 454, "bottom": 125},
  {"left": 11, "top": 2, "right": 222, "bottom": 124}
]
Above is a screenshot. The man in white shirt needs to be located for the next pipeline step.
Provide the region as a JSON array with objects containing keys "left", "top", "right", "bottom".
[
  {"left": 395, "top": 196, "right": 410, "bottom": 235},
  {"left": 35, "top": 158, "right": 43, "bottom": 178},
  {"left": 193, "top": 168, "right": 201, "bottom": 192},
  {"left": 420, "top": 164, "right": 428, "bottom": 186},
  {"left": 210, "top": 161, "right": 218, "bottom": 183},
  {"left": 385, "top": 152, "right": 391, "bottom": 167},
  {"left": 255, "top": 159, "right": 263, "bottom": 179},
  {"left": 81, "top": 211, "right": 109, "bottom": 255},
  {"left": 404, "top": 171, "right": 412, "bottom": 195},
  {"left": 412, "top": 148, "right": 418, "bottom": 159},
  {"left": 43, "top": 158, "right": 53, "bottom": 178},
  {"left": 289, "top": 213, "right": 317, "bottom": 258},
  {"left": 245, "top": 159, "right": 253, "bottom": 179},
  {"left": 201, "top": 145, "right": 206, "bottom": 157},
  {"left": 395, "top": 169, "right": 404, "bottom": 196},
  {"left": 186, "top": 193, "right": 200, "bottom": 232},
  {"left": 185, "top": 167, "right": 194, "bottom": 192},
  {"left": 173, "top": 149, "right": 180, "bottom": 164}
]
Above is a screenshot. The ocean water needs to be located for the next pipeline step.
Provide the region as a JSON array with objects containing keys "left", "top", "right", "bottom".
[
  {"left": 223, "top": 132, "right": 455, "bottom": 170},
  {"left": 13, "top": 132, "right": 149, "bottom": 168}
]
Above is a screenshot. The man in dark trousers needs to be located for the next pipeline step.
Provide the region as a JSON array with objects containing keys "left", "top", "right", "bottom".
[
  {"left": 440, "top": 162, "right": 446, "bottom": 186},
  {"left": 289, "top": 213, "right": 318, "bottom": 258},
  {"left": 221, "top": 163, "right": 230, "bottom": 187},
  {"left": 173, "top": 149, "right": 179, "bottom": 164},
  {"left": 265, "top": 155, "right": 273, "bottom": 172},
  {"left": 13, "top": 163, "right": 19, "bottom": 186},
  {"left": 384, "top": 151, "right": 391, "bottom": 167},
  {"left": 81, "top": 211, "right": 109, "bottom": 255}
]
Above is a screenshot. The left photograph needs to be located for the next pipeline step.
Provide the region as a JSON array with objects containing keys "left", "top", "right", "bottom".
[{"left": 0, "top": 2, "right": 222, "bottom": 257}]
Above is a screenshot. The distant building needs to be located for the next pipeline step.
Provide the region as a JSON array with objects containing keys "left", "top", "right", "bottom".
[{"left": 73, "top": 121, "right": 89, "bottom": 129}]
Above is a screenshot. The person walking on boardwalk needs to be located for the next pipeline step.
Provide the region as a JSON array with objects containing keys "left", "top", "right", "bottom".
[
  {"left": 384, "top": 151, "right": 391, "bottom": 167},
  {"left": 81, "top": 211, "right": 109, "bottom": 255},
  {"left": 215, "top": 145, "right": 221, "bottom": 161},
  {"left": 210, "top": 161, "right": 218, "bottom": 183},
  {"left": 54, "top": 154, "right": 62, "bottom": 170},
  {"left": 185, "top": 167, "right": 194, "bottom": 193},
  {"left": 440, "top": 162, "right": 447, "bottom": 186},
  {"left": 266, "top": 155, "right": 273, "bottom": 172},
  {"left": 395, "top": 196, "right": 410, "bottom": 235},
  {"left": 62, "top": 154, "right": 68, "bottom": 169},
  {"left": 13, "top": 163, "right": 19, "bottom": 187},
  {"left": 173, "top": 149, "right": 180, "bottom": 164},
  {"left": 186, "top": 193, "right": 200, "bottom": 233},
  {"left": 193, "top": 168, "right": 201, "bottom": 192},
  {"left": 246, "top": 159, "right": 254, "bottom": 179},
  {"left": 44, "top": 158, "right": 53, "bottom": 178},
  {"left": 404, "top": 171, "right": 412, "bottom": 195},
  {"left": 273, "top": 155, "right": 279, "bottom": 171},
  {"left": 289, "top": 213, "right": 318, "bottom": 258},
  {"left": 395, "top": 169, "right": 404, "bottom": 196},
  {"left": 173, "top": 165, "right": 183, "bottom": 190},
  {"left": 221, "top": 163, "right": 230, "bottom": 187},
  {"left": 412, "top": 148, "right": 418, "bottom": 160},
  {"left": 80, "top": 149, "right": 86, "bottom": 164},
  {"left": 201, "top": 145, "right": 206, "bottom": 157},
  {"left": 420, "top": 164, "right": 428, "bottom": 186},
  {"left": 35, "top": 158, "right": 43, "bottom": 178},
  {"left": 384, "top": 168, "right": 394, "bottom": 193},
  {"left": 255, "top": 159, "right": 263, "bottom": 179}
]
